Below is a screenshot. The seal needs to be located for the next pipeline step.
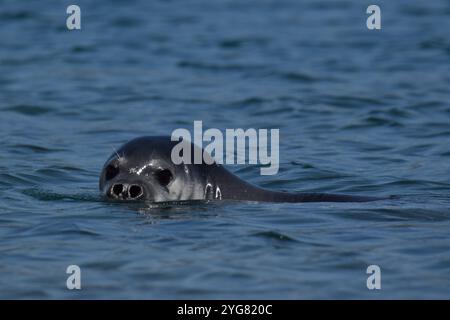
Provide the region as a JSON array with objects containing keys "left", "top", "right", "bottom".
[{"left": 99, "top": 136, "right": 385, "bottom": 203}]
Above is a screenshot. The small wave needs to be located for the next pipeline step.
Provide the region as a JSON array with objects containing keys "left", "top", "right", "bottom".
[
  {"left": 9, "top": 144, "right": 63, "bottom": 154},
  {"left": 22, "top": 188, "right": 101, "bottom": 202},
  {"left": 17, "top": 221, "right": 102, "bottom": 238},
  {"left": 218, "top": 37, "right": 269, "bottom": 49},
  {"left": 277, "top": 71, "right": 317, "bottom": 83},
  {"left": 177, "top": 60, "right": 266, "bottom": 72},
  {"left": 251, "top": 230, "right": 298, "bottom": 242},
  {"left": 111, "top": 16, "right": 143, "bottom": 28},
  {"left": 0, "top": 173, "right": 36, "bottom": 187},
  {"left": 0, "top": 10, "right": 35, "bottom": 21},
  {"left": 250, "top": 106, "right": 295, "bottom": 117},
  {"left": 380, "top": 180, "right": 450, "bottom": 190},
  {"left": 5, "top": 104, "right": 53, "bottom": 116},
  {"left": 342, "top": 116, "right": 404, "bottom": 129},
  {"left": 290, "top": 161, "right": 315, "bottom": 169},
  {"left": 227, "top": 97, "right": 270, "bottom": 108},
  {"left": 34, "top": 167, "right": 85, "bottom": 180},
  {"left": 342, "top": 207, "right": 450, "bottom": 222},
  {"left": 71, "top": 45, "right": 97, "bottom": 53},
  {"left": 323, "top": 95, "right": 387, "bottom": 109}
]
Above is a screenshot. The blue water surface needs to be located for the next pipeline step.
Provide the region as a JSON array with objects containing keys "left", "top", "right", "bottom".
[{"left": 1, "top": 0, "right": 450, "bottom": 299}]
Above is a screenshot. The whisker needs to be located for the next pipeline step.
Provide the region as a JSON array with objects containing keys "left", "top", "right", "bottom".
[{"left": 113, "top": 147, "right": 122, "bottom": 161}]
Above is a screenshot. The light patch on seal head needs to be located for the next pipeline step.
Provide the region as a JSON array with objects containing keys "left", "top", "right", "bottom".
[
  {"left": 215, "top": 186, "right": 222, "bottom": 200},
  {"left": 204, "top": 183, "right": 213, "bottom": 200},
  {"left": 204, "top": 183, "right": 222, "bottom": 200},
  {"left": 129, "top": 161, "right": 155, "bottom": 176}
]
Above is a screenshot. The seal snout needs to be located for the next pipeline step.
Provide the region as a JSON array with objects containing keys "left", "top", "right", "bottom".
[{"left": 109, "top": 183, "right": 144, "bottom": 200}]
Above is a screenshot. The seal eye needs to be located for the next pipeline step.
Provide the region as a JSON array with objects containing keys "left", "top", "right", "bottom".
[
  {"left": 154, "top": 169, "right": 173, "bottom": 186},
  {"left": 105, "top": 165, "right": 119, "bottom": 181}
]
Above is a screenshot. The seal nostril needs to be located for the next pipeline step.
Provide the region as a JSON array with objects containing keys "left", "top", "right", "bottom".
[
  {"left": 129, "top": 185, "right": 143, "bottom": 199},
  {"left": 112, "top": 184, "right": 123, "bottom": 197}
]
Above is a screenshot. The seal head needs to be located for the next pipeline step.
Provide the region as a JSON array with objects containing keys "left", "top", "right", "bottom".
[{"left": 99, "top": 136, "right": 210, "bottom": 202}]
